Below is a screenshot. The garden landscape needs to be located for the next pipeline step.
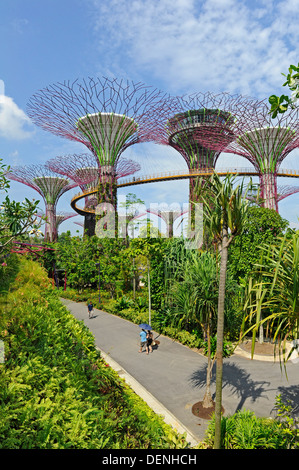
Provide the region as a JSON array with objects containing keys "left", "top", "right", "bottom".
[{"left": 0, "top": 0, "right": 299, "bottom": 453}]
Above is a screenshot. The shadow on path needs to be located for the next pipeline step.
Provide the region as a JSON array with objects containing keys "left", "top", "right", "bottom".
[
  {"left": 189, "top": 362, "right": 271, "bottom": 414},
  {"left": 277, "top": 385, "right": 299, "bottom": 418}
]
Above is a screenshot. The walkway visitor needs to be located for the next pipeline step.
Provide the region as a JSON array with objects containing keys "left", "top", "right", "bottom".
[
  {"left": 139, "top": 329, "right": 147, "bottom": 353},
  {"left": 146, "top": 330, "right": 153, "bottom": 354},
  {"left": 87, "top": 301, "right": 94, "bottom": 319}
]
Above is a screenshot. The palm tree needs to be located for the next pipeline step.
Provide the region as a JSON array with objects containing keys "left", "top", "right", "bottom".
[
  {"left": 172, "top": 251, "right": 219, "bottom": 407},
  {"left": 201, "top": 171, "right": 253, "bottom": 449},
  {"left": 243, "top": 230, "right": 299, "bottom": 362}
]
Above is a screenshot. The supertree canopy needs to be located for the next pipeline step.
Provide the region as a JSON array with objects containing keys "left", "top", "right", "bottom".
[
  {"left": 27, "top": 77, "right": 167, "bottom": 213},
  {"left": 198, "top": 103, "right": 299, "bottom": 211},
  {"left": 151, "top": 91, "right": 265, "bottom": 205},
  {"left": 36, "top": 211, "right": 77, "bottom": 235},
  {"left": 46, "top": 153, "right": 141, "bottom": 236},
  {"left": 246, "top": 184, "right": 299, "bottom": 208},
  {"left": 7, "top": 165, "right": 77, "bottom": 242}
]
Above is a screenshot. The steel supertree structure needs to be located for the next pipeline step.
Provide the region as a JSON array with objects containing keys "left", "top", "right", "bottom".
[
  {"left": 197, "top": 103, "right": 299, "bottom": 211},
  {"left": 246, "top": 184, "right": 299, "bottom": 207},
  {"left": 147, "top": 207, "right": 188, "bottom": 238},
  {"left": 36, "top": 211, "right": 77, "bottom": 233},
  {"left": 7, "top": 165, "right": 77, "bottom": 242},
  {"left": 27, "top": 77, "right": 167, "bottom": 217},
  {"left": 47, "top": 153, "right": 141, "bottom": 235},
  {"left": 151, "top": 91, "right": 265, "bottom": 205}
]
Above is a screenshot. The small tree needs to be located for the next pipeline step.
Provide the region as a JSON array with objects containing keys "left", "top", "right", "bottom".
[
  {"left": 201, "top": 172, "right": 253, "bottom": 449},
  {"left": 172, "top": 250, "right": 218, "bottom": 408},
  {"left": 0, "top": 159, "right": 42, "bottom": 257}
]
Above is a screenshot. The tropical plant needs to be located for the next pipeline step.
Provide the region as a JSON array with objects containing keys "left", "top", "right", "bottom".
[
  {"left": 228, "top": 206, "right": 289, "bottom": 282},
  {"left": 204, "top": 408, "right": 294, "bottom": 449},
  {"left": 200, "top": 171, "right": 254, "bottom": 449},
  {"left": 243, "top": 230, "right": 299, "bottom": 362},
  {"left": 171, "top": 250, "right": 218, "bottom": 408},
  {"left": 0, "top": 158, "right": 43, "bottom": 257}
]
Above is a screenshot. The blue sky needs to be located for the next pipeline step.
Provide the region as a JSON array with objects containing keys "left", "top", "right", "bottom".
[{"left": 1, "top": 0, "right": 299, "bottom": 235}]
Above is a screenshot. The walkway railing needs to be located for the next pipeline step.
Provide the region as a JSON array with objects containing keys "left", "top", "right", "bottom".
[
  {"left": 71, "top": 167, "right": 299, "bottom": 215},
  {"left": 117, "top": 167, "right": 299, "bottom": 187}
]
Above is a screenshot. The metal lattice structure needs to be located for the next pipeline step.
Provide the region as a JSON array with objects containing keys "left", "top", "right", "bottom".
[
  {"left": 36, "top": 211, "right": 77, "bottom": 231},
  {"left": 46, "top": 153, "right": 141, "bottom": 235},
  {"left": 197, "top": 103, "right": 299, "bottom": 211},
  {"left": 46, "top": 153, "right": 141, "bottom": 197},
  {"left": 147, "top": 207, "right": 188, "bottom": 238},
  {"left": 7, "top": 165, "right": 77, "bottom": 242},
  {"left": 151, "top": 91, "right": 266, "bottom": 204},
  {"left": 277, "top": 185, "right": 299, "bottom": 202},
  {"left": 27, "top": 77, "right": 168, "bottom": 213},
  {"left": 246, "top": 184, "right": 299, "bottom": 206}
]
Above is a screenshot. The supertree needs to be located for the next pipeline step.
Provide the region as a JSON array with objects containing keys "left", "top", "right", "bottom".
[
  {"left": 46, "top": 153, "right": 141, "bottom": 235},
  {"left": 197, "top": 103, "right": 299, "bottom": 211},
  {"left": 151, "top": 91, "right": 265, "bottom": 206},
  {"left": 147, "top": 207, "right": 188, "bottom": 238},
  {"left": 246, "top": 184, "right": 299, "bottom": 209},
  {"left": 36, "top": 211, "right": 77, "bottom": 234},
  {"left": 27, "top": 77, "right": 167, "bottom": 217},
  {"left": 7, "top": 165, "right": 77, "bottom": 242}
]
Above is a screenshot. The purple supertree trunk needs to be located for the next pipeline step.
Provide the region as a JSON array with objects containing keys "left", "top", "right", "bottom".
[
  {"left": 7, "top": 165, "right": 77, "bottom": 242},
  {"left": 259, "top": 172, "right": 278, "bottom": 211},
  {"left": 246, "top": 183, "right": 299, "bottom": 211}
]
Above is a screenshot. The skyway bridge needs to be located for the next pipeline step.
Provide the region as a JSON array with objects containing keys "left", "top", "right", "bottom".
[{"left": 71, "top": 167, "right": 299, "bottom": 216}]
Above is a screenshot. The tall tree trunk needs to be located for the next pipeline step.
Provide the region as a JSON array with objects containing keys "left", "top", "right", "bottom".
[
  {"left": 202, "top": 322, "right": 214, "bottom": 408},
  {"left": 214, "top": 225, "right": 229, "bottom": 449}
]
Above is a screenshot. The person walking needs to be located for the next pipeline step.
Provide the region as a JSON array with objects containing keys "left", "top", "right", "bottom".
[
  {"left": 146, "top": 330, "right": 153, "bottom": 354},
  {"left": 139, "top": 329, "right": 147, "bottom": 353},
  {"left": 87, "top": 301, "right": 94, "bottom": 319}
]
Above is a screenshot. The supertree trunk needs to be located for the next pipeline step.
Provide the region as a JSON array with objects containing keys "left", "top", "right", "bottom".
[
  {"left": 44, "top": 203, "right": 57, "bottom": 242},
  {"left": 84, "top": 214, "right": 96, "bottom": 238},
  {"left": 260, "top": 172, "right": 278, "bottom": 211}
]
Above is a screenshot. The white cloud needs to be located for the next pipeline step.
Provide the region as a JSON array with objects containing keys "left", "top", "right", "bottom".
[
  {"left": 0, "top": 95, "right": 35, "bottom": 140},
  {"left": 90, "top": 0, "right": 299, "bottom": 98}
]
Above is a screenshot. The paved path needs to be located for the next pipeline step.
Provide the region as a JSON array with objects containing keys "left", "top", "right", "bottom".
[{"left": 61, "top": 298, "right": 299, "bottom": 446}]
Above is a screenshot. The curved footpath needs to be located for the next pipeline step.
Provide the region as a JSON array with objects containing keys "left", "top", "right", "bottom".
[{"left": 61, "top": 298, "right": 299, "bottom": 447}]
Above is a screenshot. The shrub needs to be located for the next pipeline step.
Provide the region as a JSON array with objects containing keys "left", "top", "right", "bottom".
[
  {"left": 204, "top": 408, "right": 297, "bottom": 449},
  {"left": 0, "top": 258, "right": 188, "bottom": 449}
]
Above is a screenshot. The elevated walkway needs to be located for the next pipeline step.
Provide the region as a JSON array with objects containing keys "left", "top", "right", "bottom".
[{"left": 71, "top": 167, "right": 299, "bottom": 216}]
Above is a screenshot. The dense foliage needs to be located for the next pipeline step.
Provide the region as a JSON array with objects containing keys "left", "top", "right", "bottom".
[{"left": 0, "top": 258, "right": 188, "bottom": 449}]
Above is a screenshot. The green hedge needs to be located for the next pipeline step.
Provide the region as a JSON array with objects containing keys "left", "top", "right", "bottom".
[{"left": 0, "top": 258, "right": 189, "bottom": 449}]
